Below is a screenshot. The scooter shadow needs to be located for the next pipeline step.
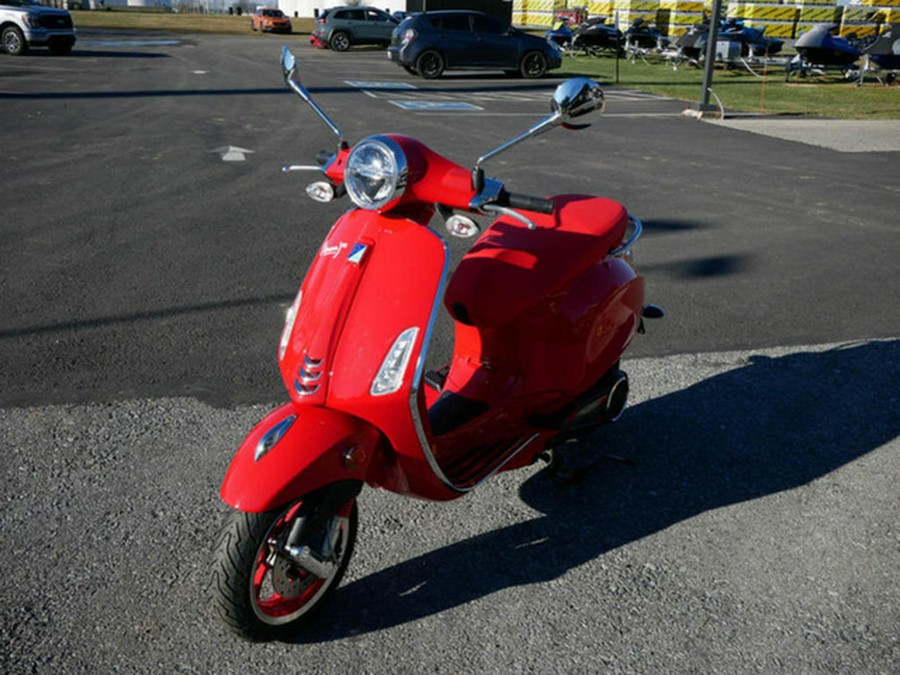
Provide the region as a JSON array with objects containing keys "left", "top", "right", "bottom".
[{"left": 293, "top": 339, "right": 899, "bottom": 642}]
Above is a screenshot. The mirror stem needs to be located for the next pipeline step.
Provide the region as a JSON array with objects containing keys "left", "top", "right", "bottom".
[
  {"left": 286, "top": 78, "right": 347, "bottom": 147},
  {"left": 473, "top": 111, "right": 561, "bottom": 182}
]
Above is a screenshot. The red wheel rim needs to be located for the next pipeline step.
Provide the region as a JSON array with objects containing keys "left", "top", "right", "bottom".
[{"left": 249, "top": 500, "right": 352, "bottom": 624}]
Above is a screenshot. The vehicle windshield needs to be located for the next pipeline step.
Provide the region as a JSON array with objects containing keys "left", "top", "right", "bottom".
[{"left": 2, "top": 0, "right": 44, "bottom": 7}]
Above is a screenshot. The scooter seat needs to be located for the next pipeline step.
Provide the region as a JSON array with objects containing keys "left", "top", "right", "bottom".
[{"left": 445, "top": 194, "right": 628, "bottom": 328}]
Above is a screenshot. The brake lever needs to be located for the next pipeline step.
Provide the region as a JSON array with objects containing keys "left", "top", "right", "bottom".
[
  {"left": 481, "top": 204, "right": 537, "bottom": 231},
  {"left": 469, "top": 177, "right": 536, "bottom": 231}
]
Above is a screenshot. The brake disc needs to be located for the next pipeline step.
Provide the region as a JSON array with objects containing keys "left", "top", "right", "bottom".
[{"left": 270, "top": 555, "right": 316, "bottom": 598}]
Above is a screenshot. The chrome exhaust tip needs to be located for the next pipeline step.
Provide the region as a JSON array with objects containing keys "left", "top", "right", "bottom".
[{"left": 600, "top": 372, "right": 629, "bottom": 423}]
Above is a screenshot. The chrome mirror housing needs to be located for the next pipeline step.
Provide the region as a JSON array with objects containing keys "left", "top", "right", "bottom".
[
  {"left": 281, "top": 46, "right": 297, "bottom": 81},
  {"left": 551, "top": 77, "right": 606, "bottom": 124}
]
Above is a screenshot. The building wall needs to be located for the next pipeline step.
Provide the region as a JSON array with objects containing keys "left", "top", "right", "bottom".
[
  {"left": 406, "top": 0, "right": 513, "bottom": 21},
  {"left": 279, "top": 0, "right": 408, "bottom": 18}
]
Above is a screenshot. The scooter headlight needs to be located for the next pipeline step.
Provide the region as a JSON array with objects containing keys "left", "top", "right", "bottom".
[{"left": 344, "top": 136, "right": 407, "bottom": 211}]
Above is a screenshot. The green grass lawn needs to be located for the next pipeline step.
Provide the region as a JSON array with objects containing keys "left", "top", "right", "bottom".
[
  {"left": 72, "top": 9, "right": 316, "bottom": 35},
  {"left": 71, "top": 10, "right": 899, "bottom": 119},
  {"left": 558, "top": 51, "right": 900, "bottom": 119}
]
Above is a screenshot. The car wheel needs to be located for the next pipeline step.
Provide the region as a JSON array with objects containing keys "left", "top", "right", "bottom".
[
  {"left": 2, "top": 26, "right": 27, "bottom": 56},
  {"left": 416, "top": 50, "right": 444, "bottom": 79},
  {"left": 329, "top": 31, "right": 351, "bottom": 52},
  {"left": 520, "top": 51, "right": 548, "bottom": 79}
]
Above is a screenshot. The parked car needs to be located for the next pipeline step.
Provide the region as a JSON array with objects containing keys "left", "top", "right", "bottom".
[
  {"left": 0, "top": 0, "right": 75, "bottom": 56},
  {"left": 387, "top": 10, "right": 562, "bottom": 79},
  {"left": 251, "top": 7, "right": 292, "bottom": 34},
  {"left": 310, "top": 6, "right": 398, "bottom": 52}
]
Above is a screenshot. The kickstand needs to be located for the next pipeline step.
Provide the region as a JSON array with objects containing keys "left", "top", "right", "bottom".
[{"left": 540, "top": 440, "right": 635, "bottom": 485}]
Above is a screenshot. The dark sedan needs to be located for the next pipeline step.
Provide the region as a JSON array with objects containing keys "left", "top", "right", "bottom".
[{"left": 387, "top": 11, "right": 562, "bottom": 79}]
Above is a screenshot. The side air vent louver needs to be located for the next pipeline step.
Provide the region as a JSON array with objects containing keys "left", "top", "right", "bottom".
[{"left": 294, "top": 354, "right": 325, "bottom": 397}]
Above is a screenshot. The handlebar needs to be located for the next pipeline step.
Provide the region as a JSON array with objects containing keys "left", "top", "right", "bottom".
[
  {"left": 500, "top": 190, "right": 554, "bottom": 215},
  {"left": 309, "top": 145, "right": 556, "bottom": 224}
]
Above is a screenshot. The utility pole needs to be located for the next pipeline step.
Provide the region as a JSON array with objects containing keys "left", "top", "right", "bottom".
[{"left": 691, "top": 0, "right": 724, "bottom": 117}]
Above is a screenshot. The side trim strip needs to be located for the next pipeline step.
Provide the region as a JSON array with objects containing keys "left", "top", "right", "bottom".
[
  {"left": 407, "top": 228, "right": 542, "bottom": 493},
  {"left": 408, "top": 226, "right": 461, "bottom": 489},
  {"left": 254, "top": 414, "right": 297, "bottom": 462}
]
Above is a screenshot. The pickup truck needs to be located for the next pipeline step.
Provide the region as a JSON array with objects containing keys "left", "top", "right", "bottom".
[{"left": 1, "top": 0, "right": 76, "bottom": 55}]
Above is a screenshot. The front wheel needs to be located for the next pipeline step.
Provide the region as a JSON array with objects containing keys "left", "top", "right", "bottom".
[
  {"left": 2, "top": 26, "right": 27, "bottom": 56},
  {"left": 210, "top": 493, "right": 358, "bottom": 641}
]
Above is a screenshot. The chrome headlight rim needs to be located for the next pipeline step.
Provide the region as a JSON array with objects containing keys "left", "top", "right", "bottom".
[{"left": 344, "top": 135, "right": 408, "bottom": 212}]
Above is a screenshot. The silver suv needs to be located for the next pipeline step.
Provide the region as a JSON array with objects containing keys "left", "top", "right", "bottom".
[
  {"left": 310, "top": 6, "right": 398, "bottom": 52},
  {"left": 1, "top": 0, "right": 76, "bottom": 56}
]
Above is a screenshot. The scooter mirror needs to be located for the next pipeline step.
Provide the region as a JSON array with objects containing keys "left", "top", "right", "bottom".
[
  {"left": 281, "top": 46, "right": 297, "bottom": 81},
  {"left": 551, "top": 78, "right": 606, "bottom": 127},
  {"left": 280, "top": 47, "right": 348, "bottom": 149},
  {"left": 472, "top": 78, "right": 604, "bottom": 186}
]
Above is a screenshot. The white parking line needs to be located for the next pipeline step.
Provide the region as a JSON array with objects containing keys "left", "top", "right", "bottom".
[
  {"left": 346, "top": 80, "right": 418, "bottom": 98},
  {"left": 346, "top": 81, "right": 419, "bottom": 89},
  {"left": 346, "top": 79, "right": 676, "bottom": 111},
  {"left": 390, "top": 101, "right": 483, "bottom": 111}
]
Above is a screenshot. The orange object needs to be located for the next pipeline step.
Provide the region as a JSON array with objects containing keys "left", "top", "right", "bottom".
[{"left": 251, "top": 7, "right": 292, "bottom": 34}]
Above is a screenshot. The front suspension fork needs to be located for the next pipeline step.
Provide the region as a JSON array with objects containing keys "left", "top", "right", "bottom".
[{"left": 279, "top": 480, "right": 362, "bottom": 575}]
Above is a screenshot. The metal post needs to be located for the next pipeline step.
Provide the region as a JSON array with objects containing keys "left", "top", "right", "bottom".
[
  {"left": 692, "top": 0, "right": 724, "bottom": 116},
  {"left": 615, "top": 10, "right": 620, "bottom": 84}
]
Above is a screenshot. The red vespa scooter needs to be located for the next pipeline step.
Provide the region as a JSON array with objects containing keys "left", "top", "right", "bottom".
[{"left": 210, "top": 47, "right": 662, "bottom": 641}]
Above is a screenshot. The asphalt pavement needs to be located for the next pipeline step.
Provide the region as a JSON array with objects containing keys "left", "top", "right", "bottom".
[{"left": 1, "top": 30, "right": 898, "bottom": 673}]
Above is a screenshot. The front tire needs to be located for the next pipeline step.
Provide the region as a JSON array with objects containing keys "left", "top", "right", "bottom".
[
  {"left": 416, "top": 50, "right": 444, "bottom": 79},
  {"left": 210, "top": 495, "right": 358, "bottom": 641},
  {"left": 2, "top": 26, "right": 27, "bottom": 56}
]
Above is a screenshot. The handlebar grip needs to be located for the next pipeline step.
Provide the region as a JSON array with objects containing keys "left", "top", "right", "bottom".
[
  {"left": 316, "top": 150, "right": 334, "bottom": 166},
  {"left": 503, "top": 191, "right": 555, "bottom": 215}
]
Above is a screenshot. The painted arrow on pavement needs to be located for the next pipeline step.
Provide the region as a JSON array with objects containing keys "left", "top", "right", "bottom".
[{"left": 211, "top": 146, "right": 254, "bottom": 162}]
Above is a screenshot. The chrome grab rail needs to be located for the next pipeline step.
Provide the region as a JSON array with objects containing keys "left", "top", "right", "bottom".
[{"left": 609, "top": 215, "right": 642, "bottom": 257}]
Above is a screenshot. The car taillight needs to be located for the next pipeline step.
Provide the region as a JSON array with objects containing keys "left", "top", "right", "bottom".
[{"left": 401, "top": 28, "right": 417, "bottom": 47}]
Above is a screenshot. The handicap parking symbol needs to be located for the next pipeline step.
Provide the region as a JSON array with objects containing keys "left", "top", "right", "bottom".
[{"left": 389, "top": 100, "right": 483, "bottom": 111}]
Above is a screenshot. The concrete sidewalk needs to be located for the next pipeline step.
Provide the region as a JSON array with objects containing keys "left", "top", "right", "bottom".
[{"left": 705, "top": 118, "right": 900, "bottom": 152}]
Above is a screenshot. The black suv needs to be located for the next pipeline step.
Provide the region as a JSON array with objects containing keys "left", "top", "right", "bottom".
[
  {"left": 387, "top": 11, "right": 562, "bottom": 79},
  {"left": 310, "top": 6, "right": 398, "bottom": 52}
]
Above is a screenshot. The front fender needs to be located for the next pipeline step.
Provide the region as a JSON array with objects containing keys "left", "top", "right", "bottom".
[{"left": 220, "top": 403, "right": 383, "bottom": 512}]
